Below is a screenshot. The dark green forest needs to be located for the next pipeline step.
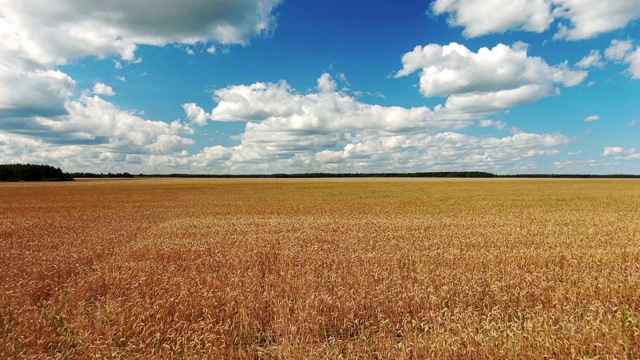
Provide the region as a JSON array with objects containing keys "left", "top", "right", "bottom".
[{"left": 0, "top": 164, "right": 73, "bottom": 182}]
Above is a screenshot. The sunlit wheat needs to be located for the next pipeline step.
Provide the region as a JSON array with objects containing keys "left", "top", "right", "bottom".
[{"left": 1, "top": 178, "right": 639, "bottom": 358}]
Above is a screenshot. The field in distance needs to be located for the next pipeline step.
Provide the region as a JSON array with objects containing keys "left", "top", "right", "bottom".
[{"left": 1, "top": 178, "right": 639, "bottom": 358}]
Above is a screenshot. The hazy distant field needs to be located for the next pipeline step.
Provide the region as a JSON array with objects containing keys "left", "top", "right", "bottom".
[{"left": 1, "top": 178, "right": 639, "bottom": 358}]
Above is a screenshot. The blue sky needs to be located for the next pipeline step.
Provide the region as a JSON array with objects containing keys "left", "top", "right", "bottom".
[{"left": 1, "top": 0, "right": 639, "bottom": 174}]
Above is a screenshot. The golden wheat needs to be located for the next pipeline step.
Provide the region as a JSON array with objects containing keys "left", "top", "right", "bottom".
[{"left": 1, "top": 178, "right": 639, "bottom": 358}]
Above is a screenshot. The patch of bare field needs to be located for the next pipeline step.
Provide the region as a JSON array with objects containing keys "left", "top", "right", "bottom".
[{"left": 1, "top": 178, "right": 639, "bottom": 358}]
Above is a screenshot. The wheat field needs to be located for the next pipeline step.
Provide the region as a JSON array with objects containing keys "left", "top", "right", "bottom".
[{"left": 1, "top": 178, "right": 639, "bottom": 359}]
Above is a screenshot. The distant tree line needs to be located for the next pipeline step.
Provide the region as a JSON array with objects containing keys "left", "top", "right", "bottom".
[
  {"left": 0, "top": 164, "right": 73, "bottom": 182},
  {"left": 141, "top": 172, "right": 640, "bottom": 179},
  {"left": 142, "top": 171, "right": 497, "bottom": 178},
  {"left": 3, "top": 165, "right": 639, "bottom": 181},
  {"left": 69, "top": 172, "right": 134, "bottom": 178}
]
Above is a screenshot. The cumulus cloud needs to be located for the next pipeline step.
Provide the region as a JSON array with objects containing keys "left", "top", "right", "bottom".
[
  {"left": 605, "top": 40, "right": 640, "bottom": 79},
  {"left": 0, "top": 0, "right": 284, "bottom": 67},
  {"left": 0, "top": 0, "right": 285, "bottom": 172},
  {"left": 182, "top": 102, "right": 211, "bottom": 126},
  {"left": 432, "top": 0, "right": 553, "bottom": 38},
  {"left": 0, "top": 70, "right": 574, "bottom": 173},
  {"left": 0, "top": 0, "right": 284, "bottom": 123},
  {"left": 0, "top": 97, "right": 195, "bottom": 172},
  {"left": 576, "top": 50, "right": 605, "bottom": 69},
  {"left": 0, "top": 90, "right": 194, "bottom": 172},
  {"left": 311, "top": 132, "right": 567, "bottom": 168},
  {"left": 395, "top": 42, "right": 586, "bottom": 115},
  {"left": 432, "top": 0, "right": 640, "bottom": 40},
  {"left": 165, "top": 74, "right": 573, "bottom": 173},
  {"left": 584, "top": 115, "right": 600, "bottom": 122},
  {"left": 603, "top": 147, "right": 626, "bottom": 156},
  {"left": 605, "top": 40, "right": 634, "bottom": 61},
  {"left": 317, "top": 73, "right": 338, "bottom": 93},
  {"left": 552, "top": 0, "right": 640, "bottom": 40},
  {"left": 32, "top": 95, "right": 194, "bottom": 154},
  {"left": 207, "top": 130, "right": 570, "bottom": 174},
  {"left": 210, "top": 74, "right": 466, "bottom": 129},
  {"left": 602, "top": 147, "right": 640, "bottom": 161},
  {"left": 621, "top": 49, "right": 640, "bottom": 79},
  {"left": 0, "top": 65, "right": 76, "bottom": 118},
  {"left": 0, "top": 130, "right": 199, "bottom": 174},
  {"left": 93, "top": 82, "right": 116, "bottom": 97}
]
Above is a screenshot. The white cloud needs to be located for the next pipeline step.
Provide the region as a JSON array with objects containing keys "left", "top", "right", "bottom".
[
  {"left": 0, "top": 65, "right": 75, "bottom": 118},
  {"left": 602, "top": 147, "right": 640, "bottom": 161},
  {"left": 431, "top": 0, "right": 640, "bottom": 40},
  {"left": 317, "top": 73, "right": 337, "bottom": 93},
  {"left": 211, "top": 80, "right": 306, "bottom": 122},
  {"left": 605, "top": 40, "right": 640, "bottom": 78},
  {"left": 553, "top": 158, "right": 614, "bottom": 172},
  {"left": 0, "top": 0, "right": 284, "bottom": 67},
  {"left": 0, "top": 0, "right": 284, "bottom": 156},
  {"left": 210, "top": 74, "right": 468, "bottom": 130},
  {"left": 431, "top": 0, "right": 553, "bottom": 38},
  {"left": 605, "top": 40, "right": 634, "bottom": 61},
  {"left": 37, "top": 95, "right": 194, "bottom": 154},
  {"left": 552, "top": 0, "right": 640, "bottom": 40},
  {"left": 0, "top": 71, "right": 574, "bottom": 174},
  {"left": 92, "top": 82, "right": 115, "bottom": 97},
  {"left": 303, "top": 132, "right": 568, "bottom": 174},
  {"left": 116, "top": 76, "right": 126, "bottom": 82},
  {"left": 0, "top": 130, "right": 199, "bottom": 174},
  {"left": 0, "top": 92, "right": 194, "bottom": 171},
  {"left": 576, "top": 50, "right": 605, "bottom": 69},
  {"left": 621, "top": 48, "right": 640, "bottom": 79},
  {"left": 584, "top": 115, "right": 600, "bottom": 122},
  {"left": 626, "top": 120, "right": 637, "bottom": 127},
  {"left": 186, "top": 48, "right": 195, "bottom": 56},
  {"left": 442, "top": 84, "right": 559, "bottom": 115},
  {"left": 603, "top": 147, "right": 626, "bottom": 156},
  {"left": 222, "top": 130, "right": 568, "bottom": 174},
  {"left": 478, "top": 120, "right": 507, "bottom": 130},
  {"left": 182, "top": 102, "right": 210, "bottom": 126},
  {"left": 176, "top": 75, "right": 572, "bottom": 173},
  {"left": 395, "top": 42, "right": 586, "bottom": 115},
  {"left": 206, "top": 45, "right": 217, "bottom": 55},
  {"left": 192, "top": 146, "right": 233, "bottom": 164}
]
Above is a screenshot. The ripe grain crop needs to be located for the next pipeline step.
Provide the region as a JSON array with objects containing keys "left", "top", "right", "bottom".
[{"left": 1, "top": 178, "right": 639, "bottom": 359}]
